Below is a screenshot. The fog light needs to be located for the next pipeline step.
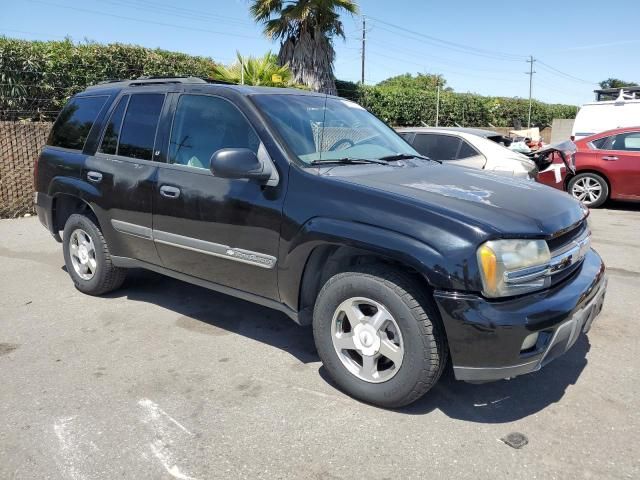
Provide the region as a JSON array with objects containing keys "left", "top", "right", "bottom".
[{"left": 521, "top": 332, "right": 539, "bottom": 351}]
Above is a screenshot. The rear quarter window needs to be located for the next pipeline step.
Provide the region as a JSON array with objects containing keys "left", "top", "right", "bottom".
[{"left": 48, "top": 96, "right": 109, "bottom": 150}]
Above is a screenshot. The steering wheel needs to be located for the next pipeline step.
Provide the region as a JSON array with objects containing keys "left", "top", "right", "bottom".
[{"left": 329, "top": 138, "right": 355, "bottom": 151}]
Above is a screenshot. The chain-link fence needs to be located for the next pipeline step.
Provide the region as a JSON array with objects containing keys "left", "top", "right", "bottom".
[{"left": 0, "top": 120, "right": 53, "bottom": 218}]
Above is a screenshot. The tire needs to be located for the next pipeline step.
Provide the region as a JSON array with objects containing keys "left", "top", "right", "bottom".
[
  {"left": 568, "top": 173, "right": 608, "bottom": 208},
  {"left": 312, "top": 265, "right": 448, "bottom": 408},
  {"left": 62, "top": 213, "right": 127, "bottom": 295}
]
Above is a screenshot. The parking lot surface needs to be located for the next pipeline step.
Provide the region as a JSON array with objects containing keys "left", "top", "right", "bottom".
[{"left": 1, "top": 205, "right": 639, "bottom": 480}]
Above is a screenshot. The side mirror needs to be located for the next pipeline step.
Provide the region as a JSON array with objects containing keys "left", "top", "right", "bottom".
[{"left": 209, "top": 148, "right": 272, "bottom": 183}]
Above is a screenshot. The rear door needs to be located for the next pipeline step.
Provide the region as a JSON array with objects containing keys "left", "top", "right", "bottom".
[
  {"left": 606, "top": 132, "right": 640, "bottom": 198},
  {"left": 151, "top": 92, "right": 283, "bottom": 300},
  {"left": 84, "top": 91, "right": 167, "bottom": 264}
]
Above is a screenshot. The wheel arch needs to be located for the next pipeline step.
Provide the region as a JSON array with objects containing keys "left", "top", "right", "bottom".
[
  {"left": 48, "top": 177, "right": 103, "bottom": 239},
  {"left": 565, "top": 168, "right": 610, "bottom": 189},
  {"left": 280, "top": 218, "right": 446, "bottom": 326},
  {"left": 566, "top": 169, "right": 612, "bottom": 199}
]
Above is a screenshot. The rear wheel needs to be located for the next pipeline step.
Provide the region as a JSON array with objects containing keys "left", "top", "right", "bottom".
[
  {"left": 568, "top": 173, "right": 608, "bottom": 208},
  {"left": 312, "top": 265, "right": 447, "bottom": 408},
  {"left": 62, "top": 214, "right": 127, "bottom": 295}
]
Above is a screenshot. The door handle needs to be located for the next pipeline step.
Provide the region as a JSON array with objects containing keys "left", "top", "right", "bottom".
[
  {"left": 602, "top": 156, "right": 618, "bottom": 161},
  {"left": 160, "top": 185, "right": 181, "bottom": 199},
  {"left": 87, "top": 171, "right": 103, "bottom": 183}
]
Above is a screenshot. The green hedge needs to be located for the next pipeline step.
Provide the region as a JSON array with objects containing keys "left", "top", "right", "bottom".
[
  {"left": 1, "top": 37, "right": 218, "bottom": 120},
  {"left": 1, "top": 37, "right": 578, "bottom": 127},
  {"left": 336, "top": 81, "right": 578, "bottom": 128}
]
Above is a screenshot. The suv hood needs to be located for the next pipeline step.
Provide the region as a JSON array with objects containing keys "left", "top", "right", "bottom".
[{"left": 328, "top": 162, "right": 586, "bottom": 236}]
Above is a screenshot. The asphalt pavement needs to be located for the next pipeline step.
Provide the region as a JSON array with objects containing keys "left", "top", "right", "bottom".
[{"left": 0, "top": 203, "right": 639, "bottom": 479}]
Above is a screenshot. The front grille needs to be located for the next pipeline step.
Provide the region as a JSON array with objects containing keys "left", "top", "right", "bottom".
[
  {"left": 547, "top": 219, "right": 590, "bottom": 286},
  {"left": 547, "top": 219, "right": 587, "bottom": 252}
]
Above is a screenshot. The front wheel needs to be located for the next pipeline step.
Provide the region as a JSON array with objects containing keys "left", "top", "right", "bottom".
[
  {"left": 568, "top": 173, "right": 608, "bottom": 208},
  {"left": 312, "top": 266, "right": 447, "bottom": 408}
]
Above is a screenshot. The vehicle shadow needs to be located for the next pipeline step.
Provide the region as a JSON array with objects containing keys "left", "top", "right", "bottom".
[
  {"left": 394, "top": 335, "right": 590, "bottom": 422},
  {"left": 108, "top": 269, "right": 589, "bottom": 423},
  {"left": 603, "top": 200, "right": 640, "bottom": 211},
  {"left": 106, "top": 269, "right": 318, "bottom": 364}
]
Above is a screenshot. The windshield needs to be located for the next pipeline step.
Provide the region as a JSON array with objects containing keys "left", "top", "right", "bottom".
[{"left": 251, "top": 94, "right": 419, "bottom": 165}]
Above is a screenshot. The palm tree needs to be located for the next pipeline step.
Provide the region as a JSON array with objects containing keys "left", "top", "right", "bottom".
[
  {"left": 250, "top": 0, "right": 358, "bottom": 95},
  {"left": 212, "top": 51, "right": 294, "bottom": 86}
]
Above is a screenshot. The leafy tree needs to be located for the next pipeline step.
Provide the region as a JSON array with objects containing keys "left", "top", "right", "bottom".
[
  {"left": 599, "top": 78, "right": 638, "bottom": 89},
  {"left": 212, "top": 51, "right": 294, "bottom": 87},
  {"left": 377, "top": 73, "right": 451, "bottom": 91},
  {"left": 250, "top": 0, "right": 358, "bottom": 95}
]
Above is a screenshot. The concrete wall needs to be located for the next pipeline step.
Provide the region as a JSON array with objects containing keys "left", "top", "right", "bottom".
[{"left": 550, "top": 119, "right": 575, "bottom": 143}]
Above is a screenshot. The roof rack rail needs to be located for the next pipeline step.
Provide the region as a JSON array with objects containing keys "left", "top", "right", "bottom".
[
  {"left": 86, "top": 76, "right": 237, "bottom": 90},
  {"left": 128, "top": 76, "right": 207, "bottom": 86},
  {"left": 95, "top": 79, "right": 126, "bottom": 85}
]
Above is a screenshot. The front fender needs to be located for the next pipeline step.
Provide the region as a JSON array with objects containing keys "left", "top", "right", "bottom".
[{"left": 278, "top": 217, "right": 450, "bottom": 312}]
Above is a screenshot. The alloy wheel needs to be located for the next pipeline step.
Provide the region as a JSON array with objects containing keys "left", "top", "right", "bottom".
[
  {"left": 571, "top": 177, "right": 602, "bottom": 205},
  {"left": 331, "top": 297, "right": 404, "bottom": 383},
  {"left": 69, "top": 228, "right": 97, "bottom": 280}
]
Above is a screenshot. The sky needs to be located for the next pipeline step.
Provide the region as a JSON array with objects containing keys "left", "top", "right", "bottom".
[{"left": 3, "top": 0, "right": 639, "bottom": 106}]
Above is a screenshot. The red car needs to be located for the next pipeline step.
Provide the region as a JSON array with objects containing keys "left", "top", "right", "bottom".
[{"left": 538, "top": 127, "right": 640, "bottom": 207}]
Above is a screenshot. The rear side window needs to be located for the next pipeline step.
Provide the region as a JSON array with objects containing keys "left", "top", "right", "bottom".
[
  {"left": 412, "top": 134, "right": 461, "bottom": 160},
  {"left": 590, "top": 136, "right": 611, "bottom": 150},
  {"left": 115, "top": 94, "right": 165, "bottom": 160},
  {"left": 457, "top": 140, "right": 479, "bottom": 159},
  {"left": 99, "top": 95, "right": 129, "bottom": 155},
  {"left": 48, "top": 95, "right": 108, "bottom": 150}
]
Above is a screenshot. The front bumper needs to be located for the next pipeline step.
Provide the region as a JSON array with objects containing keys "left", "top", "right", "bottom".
[{"left": 433, "top": 249, "right": 606, "bottom": 382}]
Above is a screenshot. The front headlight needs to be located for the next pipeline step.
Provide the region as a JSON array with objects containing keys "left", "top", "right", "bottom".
[{"left": 477, "top": 239, "right": 551, "bottom": 298}]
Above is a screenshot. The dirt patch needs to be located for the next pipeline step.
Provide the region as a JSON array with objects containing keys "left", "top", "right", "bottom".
[
  {"left": 175, "top": 314, "right": 231, "bottom": 336},
  {"left": 0, "top": 343, "right": 19, "bottom": 356}
]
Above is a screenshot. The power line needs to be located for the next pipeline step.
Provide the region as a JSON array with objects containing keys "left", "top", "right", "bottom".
[
  {"left": 367, "top": 17, "right": 527, "bottom": 62},
  {"left": 101, "top": 0, "right": 256, "bottom": 29},
  {"left": 536, "top": 60, "right": 597, "bottom": 85},
  {"left": 24, "top": 0, "right": 260, "bottom": 40},
  {"left": 364, "top": 37, "right": 523, "bottom": 75},
  {"left": 366, "top": 49, "right": 523, "bottom": 84}
]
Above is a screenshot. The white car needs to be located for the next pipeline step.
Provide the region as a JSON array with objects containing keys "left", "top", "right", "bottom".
[
  {"left": 397, "top": 127, "right": 537, "bottom": 179},
  {"left": 572, "top": 87, "right": 640, "bottom": 140}
]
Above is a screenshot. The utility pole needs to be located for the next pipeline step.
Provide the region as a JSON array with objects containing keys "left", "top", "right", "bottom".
[
  {"left": 526, "top": 55, "right": 536, "bottom": 129},
  {"left": 360, "top": 16, "right": 366, "bottom": 84},
  {"left": 435, "top": 82, "right": 440, "bottom": 127}
]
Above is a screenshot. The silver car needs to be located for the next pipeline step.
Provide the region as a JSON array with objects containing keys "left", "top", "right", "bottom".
[{"left": 397, "top": 127, "right": 537, "bottom": 179}]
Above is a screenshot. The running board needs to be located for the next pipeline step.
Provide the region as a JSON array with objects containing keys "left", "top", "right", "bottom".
[{"left": 111, "top": 256, "right": 299, "bottom": 323}]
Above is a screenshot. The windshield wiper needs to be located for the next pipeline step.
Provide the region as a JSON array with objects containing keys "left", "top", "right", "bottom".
[
  {"left": 378, "top": 153, "right": 442, "bottom": 163},
  {"left": 309, "top": 157, "right": 390, "bottom": 166}
]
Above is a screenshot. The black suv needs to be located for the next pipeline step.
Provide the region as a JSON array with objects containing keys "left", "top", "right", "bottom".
[{"left": 34, "top": 77, "right": 607, "bottom": 407}]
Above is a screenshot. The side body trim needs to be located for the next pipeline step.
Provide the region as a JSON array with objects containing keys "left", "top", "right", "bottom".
[
  {"left": 110, "top": 220, "right": 277, "bottom": 269},
  {"left": 152, "top": 230, "right": 277, "bottom": 269},
  {"left": 111, "top": 219, "right": 153, "bottom": 240}
]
